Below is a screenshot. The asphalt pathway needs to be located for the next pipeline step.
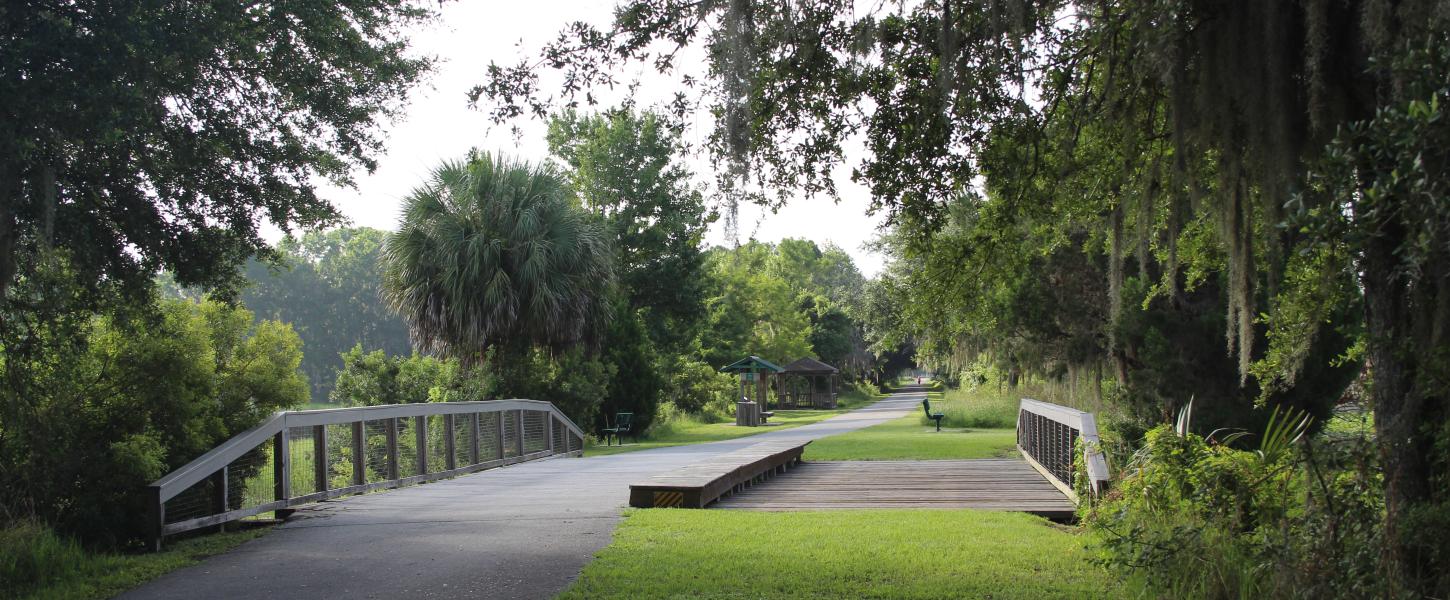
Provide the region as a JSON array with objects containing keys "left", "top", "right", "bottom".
[{"left": 123, "top": 388, "right": 925, "bottom": 600}]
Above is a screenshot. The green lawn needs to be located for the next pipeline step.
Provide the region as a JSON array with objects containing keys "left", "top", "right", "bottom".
[
  {"left": 559, "top": 509, "right": 1115, "bottom": 599},
  {"left": 9, "top": 525, "right": 271, "bottom": 600},
  {"left": 586, "top": 387, "right": 883, "bottom": 457},
  {"left": 806, "top": 416, "right": 1018, "bottom": 460},
  {"left": 805, "top": 386, "right": 1019, "bottom": 460}
]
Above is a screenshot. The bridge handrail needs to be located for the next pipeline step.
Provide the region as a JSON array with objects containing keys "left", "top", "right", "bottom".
[
  {"left": 1017, "top": 398, "right": 1110, "bottom": 501},
  {"left": 146, "top": 399, "right": 585, "bottom": 549}
]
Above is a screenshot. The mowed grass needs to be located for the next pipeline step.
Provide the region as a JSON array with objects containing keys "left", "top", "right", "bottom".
[
  {"left": 559, "top": 509, "right": 1115, "bottom": 600},
  {"left": 806, "top": 386, "right": 1019, "bottom": 460},
  {"left": 806, "top": 417, "right": 1018, "bottom": 460},
  {"left": 586, "top": 387, "right": 882, "bottom": 457}
]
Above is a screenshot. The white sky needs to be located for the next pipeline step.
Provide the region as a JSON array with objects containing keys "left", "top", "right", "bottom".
[{"left": 306, "top": 0, "right": 889, "bottom": 277}]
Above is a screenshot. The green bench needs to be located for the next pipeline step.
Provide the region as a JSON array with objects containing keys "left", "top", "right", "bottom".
[
  {"left": 602, "top": 412, "right": 634, "bottom": 446},
  {"left": 922, "top": 399, "right": 944, "bottom": 432}
]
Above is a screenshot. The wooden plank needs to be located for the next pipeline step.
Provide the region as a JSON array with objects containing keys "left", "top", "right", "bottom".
[
  {"left": 711, "top": 459, "right": 1076, "bottom": 519},
  {"left": 629, "top": 440, "right": 809, "bottom": 508}
]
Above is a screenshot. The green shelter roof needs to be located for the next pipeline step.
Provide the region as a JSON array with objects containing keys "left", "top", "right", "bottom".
[
  {"left": 782, "top": 357, "right": 838, "bottom": 374},
  {"left": 719, "top": 355, "right": 785, "bottom": 373}
]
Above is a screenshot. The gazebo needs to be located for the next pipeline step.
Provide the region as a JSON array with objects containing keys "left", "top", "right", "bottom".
[
  {"left": 779, "top": 357, "right": 840, "bottom": 409},
  {"left": 720, "top": 355, "right": 785, "bottom": 426}
]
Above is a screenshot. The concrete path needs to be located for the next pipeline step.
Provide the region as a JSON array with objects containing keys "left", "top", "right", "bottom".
[{"left": 124, "top": 388, "right": 924, "bottom": 600}]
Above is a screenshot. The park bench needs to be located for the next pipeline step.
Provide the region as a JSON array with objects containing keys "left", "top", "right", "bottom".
[
  {"left": 922, "top": 399, "right": 945, "bottom": 432},
  {"left": 602, "top": 412, "right": 633, "bottom": 446}
]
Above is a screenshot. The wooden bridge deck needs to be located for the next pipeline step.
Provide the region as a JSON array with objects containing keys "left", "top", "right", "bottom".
[{"left": 711, "top": 459, "right": 1077, "bottom": 519}]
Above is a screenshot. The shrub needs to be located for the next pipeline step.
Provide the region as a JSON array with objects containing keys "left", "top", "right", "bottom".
[
  {"left": 0, "top": 297, "right": 307, "bottom": 547},
  {"left": 1085, "top": 410, "right": 1392, "bottom": 599}
]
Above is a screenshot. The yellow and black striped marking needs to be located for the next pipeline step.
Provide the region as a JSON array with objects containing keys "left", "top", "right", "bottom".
[{"left": 652, "top": 491, "right": 685, "bottom": 508}]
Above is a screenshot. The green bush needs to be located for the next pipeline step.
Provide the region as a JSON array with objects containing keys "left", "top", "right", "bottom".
[
  {"left": 0, "top": 295, "right": 307, "bottom": 547},
  {"left": 331, "top": 344, "right": 494, "bottom": 406},
  {"left": 1086, "top": 415, "right": 1392, "bottom": 599}
]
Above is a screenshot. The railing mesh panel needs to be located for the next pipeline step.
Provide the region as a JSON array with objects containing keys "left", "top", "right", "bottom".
[
  {"left": 364, "top": 420, "right": 390, "bottom": 484},
  {"left": 287, "top": 427, "right": 317, "bottom": 497},
  {"left": 551, "top": 416, "right": 566, "bottom": 452},
  {"left": 426, "top": 414, "right": 447, "bottom": 473},
  {"left": 1019, "top": 411, "right": 1078, "bottom": 486},
  {"left": 325, "top": 423, "right": 352, "bottom": 489},
  {"left": 163, "top": 475, "right": 216, "bottom": 525},
  {"left": 478, "top": 412, "right": 500, "bottom": 460},
  {"left": 397, "top": 417, "right": 421, "bottom": 479},
  {"left": 453, "top": 414, "right": 474, "bottom": 467},
  {"left": 503, "top": 411, "right": 520, "bottom": 458},
  {"left": 226, "top": 437, "right": 274, "bottom": 513},
  {"left": 523, "top": 411, "right": 547, "bottom": 454}
]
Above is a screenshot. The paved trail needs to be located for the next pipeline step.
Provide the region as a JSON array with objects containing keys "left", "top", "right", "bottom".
[{"left": 125, "top": 389, "right": 924, "bottom": 600}]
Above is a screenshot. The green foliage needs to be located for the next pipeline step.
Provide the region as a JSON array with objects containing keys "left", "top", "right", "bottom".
[
  {"left": 1, "top": 519, "right": 87, "bottom": 598},
  {"left": 596, "top": 303, "right": 663, "bottom": 434},
  {"left": 696, "top": 243, "right": 817, "bottom": 367},
  {"left": 240, "top": 227, "right": 411, "bottom": 402},
  {"left": 1087, "top": 416, "right": 1390, "bottom": 598},
  {"left": 0, "top": 518, "right": 268, "bottom": 600},
  {"left": 494, "top": 347, "right": 613, "bottom": 432},
  {"left": 932, "top": 386, "right": 1019, "bottom": 430},
  {"left": 660, "top": 359, "right": 738, "bottom": 416},
  {"left": 547, "top": 109, "right": 711, "bottom": 354},
  {"left": 381, "top": 151, "right": 615, "bottom": 366},
  {"left": 330, "top": 345, "right": 494, "bottom": 407},
  {"left": 0, "top": 0, "right": 433, "bottom": 308},
  {"left": 0, "top": 290, "right": 306, "bottom": 546}
]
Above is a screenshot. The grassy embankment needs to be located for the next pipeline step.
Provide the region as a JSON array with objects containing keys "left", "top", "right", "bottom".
[
  {"left": 806, "top": 383, "right": 1020, "bottom": 460},
  {"left": 559, "top": 509, "right": 1115, "bottom": 599},
  {"left": 1, "top": 520, "right": 270, "bottom": 600},
  {"left": 584, "top": 384, "right": 886, "bottom": 457}
]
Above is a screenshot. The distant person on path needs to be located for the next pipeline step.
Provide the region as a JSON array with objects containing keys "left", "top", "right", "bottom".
[{"left": 916, "top": 376, "right": 921, "bottom": 385}]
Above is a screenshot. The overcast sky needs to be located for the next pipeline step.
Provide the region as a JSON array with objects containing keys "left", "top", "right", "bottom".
[{"left": 308, "top": 0, "right": 890, "bottom": 276}]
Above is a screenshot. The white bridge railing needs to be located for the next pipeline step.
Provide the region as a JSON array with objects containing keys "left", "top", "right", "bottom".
[
  {"left": 1017, "top": 398, "right": 1110, "bottom": 501},
  {"left": 147, "top": 400, "right": 584, "bottom": 549}
]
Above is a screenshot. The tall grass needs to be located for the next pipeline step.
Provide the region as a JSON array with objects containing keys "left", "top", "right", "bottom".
[
  {"left": 1, "top": 519, "right": 267, "bottom": 600},
  {"left": 924, "top": 386, "right": 1019, "bottom": 429},
  {"left": 1, "top": 519, "right": 88, "bottom": 597}
]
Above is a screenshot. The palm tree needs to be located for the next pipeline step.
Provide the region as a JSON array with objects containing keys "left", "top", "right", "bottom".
[{"left": 381, "top": 151, "right": 614, "bottom": 366}]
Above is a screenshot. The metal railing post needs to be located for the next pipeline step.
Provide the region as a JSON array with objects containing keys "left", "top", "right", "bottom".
[
  {"left": 469, "top": 413, "right": 481, "bottom": 466},
  {"left": 515, "top": 410, "right": 525, "bottom": 456},
  {"left": 415, "top": 415, "right": 428, "bottom": 476},
  {"left": 273, "top": 429, "right": 293, "bottom": 519},
  {"left": 313, "top": 425, "right": 328, "bottom": 493},
  {"left": 496, "top": 411, "right": 506, "bottom": 460},
  {"left": 444, "top": 414, "right": 457, "bottom": 470},
  {"left": 351, "top": 421, "right": 365, "bottom": 486},
  {"left": 385, "top": 418, "right": 399, "bottom": 480}
]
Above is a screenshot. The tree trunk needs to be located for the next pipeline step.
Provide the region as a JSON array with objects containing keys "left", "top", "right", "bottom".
[{"left": 1362, "top": 201, "right": 1447, "bottom": 593}]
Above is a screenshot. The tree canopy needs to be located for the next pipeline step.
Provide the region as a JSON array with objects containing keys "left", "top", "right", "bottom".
[
  {"left": 381, "top": 152, "right": 615, "bottom": 365},
  {"left": 1, "top": 0, "right": 434, "bottom": 308}
]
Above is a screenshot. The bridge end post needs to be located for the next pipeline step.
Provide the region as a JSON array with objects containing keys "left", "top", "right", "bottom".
[{"left": 146, "top": 484, "right": 164, "bottom": 552}]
